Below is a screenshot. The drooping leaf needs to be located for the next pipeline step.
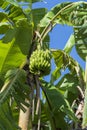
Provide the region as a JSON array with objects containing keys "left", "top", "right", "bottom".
[
  {"left": 40, "top": 2, "right": 86, "bottom": 28},
  {"left": 74, "top": 24, "right": 87, "bottom": 61},
  {"left": 0, "top": 68, "right": 29, "bottom": 110},
  {"left": 51, "top": 49, "right": 83, "bottom": 84},
  {"left": 40, "top": 2, "right": 72, "bottom": 27},
  {"left": 39, "top": 1, "right": 87, "bottom": 43}
]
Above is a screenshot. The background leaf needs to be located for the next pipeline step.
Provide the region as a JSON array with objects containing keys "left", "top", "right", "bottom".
[
  {"left": 41, "top": 82, "right": 77, "bottom": 129},
  {"left": 0, "top": 101, "right": 20, "bottom": 130},
  {"left": 74, "top": 24, "right": 87, "bottom": 61},
  {"left": 56, "top": 73, "right": 79, "bottom": 104}
]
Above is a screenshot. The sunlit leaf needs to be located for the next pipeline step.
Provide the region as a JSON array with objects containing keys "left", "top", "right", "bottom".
[
  {"left": 51, "top": 50, "right": 69, "bottom": 82},
  {"left": 0, "top": 40, "right": 26, "bottom": 75},
  {"left": 52, "top": 50, "right": 64, "bottom": 68},
  {"left": 64, "top": 34, "right": 75, "bottom": 54},
  {"left": 51, "top": 67, "right": 61, "bottom": 83}
]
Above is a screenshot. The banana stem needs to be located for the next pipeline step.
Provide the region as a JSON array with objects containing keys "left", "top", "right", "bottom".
[{"left": 35, "top": 75, "right": 41, "bottom": 130}]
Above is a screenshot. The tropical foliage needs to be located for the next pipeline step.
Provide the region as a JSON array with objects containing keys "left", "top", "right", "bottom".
[{"left": 0, "top": 0, "right": 87, "bottom": 130}]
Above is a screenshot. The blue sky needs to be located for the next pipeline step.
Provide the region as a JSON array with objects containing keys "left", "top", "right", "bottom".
[{"left": 33, "top": 0, "right": 86, "bottom": 71}]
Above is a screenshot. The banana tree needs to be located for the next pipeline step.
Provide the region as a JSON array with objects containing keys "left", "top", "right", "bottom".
[{"left": 0, "top": 0, "right": 87, "bottom": 130}]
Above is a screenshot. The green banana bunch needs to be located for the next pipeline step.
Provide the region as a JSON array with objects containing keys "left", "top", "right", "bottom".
[{"left": 29, "top": 49, "right": 51, "bottom": 76}]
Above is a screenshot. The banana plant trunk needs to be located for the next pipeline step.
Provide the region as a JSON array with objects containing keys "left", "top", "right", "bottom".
[{"left": 18, "top": 103, "right": 31, "bottom": 130}]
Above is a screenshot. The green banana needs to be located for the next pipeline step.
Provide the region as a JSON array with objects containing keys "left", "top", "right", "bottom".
[{"left": 29, "top": 49, "right": 51, "bottom": 76}]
